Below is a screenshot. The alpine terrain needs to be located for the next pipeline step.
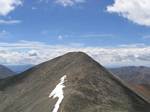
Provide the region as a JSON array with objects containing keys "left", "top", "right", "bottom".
[
  {"left": 0, "top": 52, "right": 149, "bottom": 112},
  {"left": 110, "top": 66, "right": 150, "bottom": 84},
  {"left": 0, "top": 65, "right": 15, "bottom": 79},
  {"left": 110, "top": 66, "right": 150, "bottom": 102}
]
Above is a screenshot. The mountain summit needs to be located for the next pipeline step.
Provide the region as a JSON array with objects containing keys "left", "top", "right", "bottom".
[{"left": 0, "top": 52, "right": 149, "bottom": 112}]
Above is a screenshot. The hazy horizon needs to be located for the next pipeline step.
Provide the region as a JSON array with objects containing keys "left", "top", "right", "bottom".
[{"left": 0, "top": 0, "right": 150, "bottom": 66}]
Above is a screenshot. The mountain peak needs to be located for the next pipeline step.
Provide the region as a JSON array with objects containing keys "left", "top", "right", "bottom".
[
  {"left": 63, "top": 51, "right": 88, "bottom": 56},
  {"left": 0, "top": 52, "right": 150, "bottom": 112},
  {"left": 57, "top": 51, "right": 93, "bottom": 62}
]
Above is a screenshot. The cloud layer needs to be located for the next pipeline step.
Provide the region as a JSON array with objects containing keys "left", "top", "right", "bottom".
[
  {"left": 107, "top": 0, "right": 150, "bottom": 26},
  {"left": 55, "top": 0, "right": 85, "bottom": 7},
  {"left": 0, "top": 40, "right": 150, "bottom": 67},
  {"left": 0, "top": 0, "right": 22, "bottom": 16},
  {"left": 0, "top": 19, "right": 21, "bottom": 24}
]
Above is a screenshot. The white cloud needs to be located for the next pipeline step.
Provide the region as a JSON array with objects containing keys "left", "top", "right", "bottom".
[
  {"left": 0, "top": 40, "right": 150, "bottom": 67},
  {"left": 0, "top": 0, "right": 22, "bottom": 16},
  {"left": 68, "top": 42, "right": 84, "bottom": 47},
  {"left": 0, "top": 19, "right": 21, "bottom": 24},
  {"left": 44, "top": 33, "right": 115, "bottom": 39},
  {"left": 0, "top": 30, "right": 9, "bottom": 38},
  {"left": 32, "top": 7, "right": 37, "bottom": 10},
  {"left": 55, "top": 0, "right": 85, "bottom": 7},
  {"left": 119, "top": 43, "right": 146, "bottom": 48},
  {"left": 107, "top": 0, "right": 150, "bottom": 26},
  {"left": 78, "top": 34, "right": 114, "bottom": 38},
  {"left": 143, "top": 35, "right": 150, "bottom": 39},
  {"left": 58, "top": 35, "right": 63, "bottom": 40}
]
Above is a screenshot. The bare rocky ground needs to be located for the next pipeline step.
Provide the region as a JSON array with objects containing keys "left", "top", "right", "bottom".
[{"left": 0, "top": 52, "right": 149, "bottom": 112}]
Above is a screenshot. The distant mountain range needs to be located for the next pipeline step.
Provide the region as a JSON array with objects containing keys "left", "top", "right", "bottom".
[
  {"left": 7, "top": 64, "right": 33, "bottom": 73},
  {"left": 0, "top": 65, "right": 15, "bottom": 79},
  {"left": 110, "top": 66, "right": 150, "bottom": 84},
  {"left": 0, "top": 52, "right": 149, "bottom": 112},
  {"left": 110, "top": 66, "right": 150, "bottom": 102}
]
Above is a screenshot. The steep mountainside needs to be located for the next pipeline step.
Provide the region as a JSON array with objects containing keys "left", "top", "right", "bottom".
[
  {"left": 0, "top": 52, "right": 149, "bottom": 112},
  {"left": 0, "top": 65, "right": 15, "bottom": 79}
]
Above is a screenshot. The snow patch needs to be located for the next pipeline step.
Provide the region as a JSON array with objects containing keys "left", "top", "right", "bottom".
[{"left": 49, "top": 75, "right": 67, "bottom": 112}]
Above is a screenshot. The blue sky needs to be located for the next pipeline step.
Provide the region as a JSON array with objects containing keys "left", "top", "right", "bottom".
[
  {"left": 0, "top": 0, "right": 150, "bottom": 66},
  {"left": 0, "top": 0, "right": 150, "bottom": 46}
]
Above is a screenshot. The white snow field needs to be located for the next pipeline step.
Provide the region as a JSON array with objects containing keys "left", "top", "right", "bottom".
[{"left": 49, "top": 75, "right": 67, "bottom": 112}]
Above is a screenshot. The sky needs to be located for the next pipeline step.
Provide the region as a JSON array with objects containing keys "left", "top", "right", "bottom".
[{"left": 0, "top": 0, "right": 150, "bottom": 67}]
